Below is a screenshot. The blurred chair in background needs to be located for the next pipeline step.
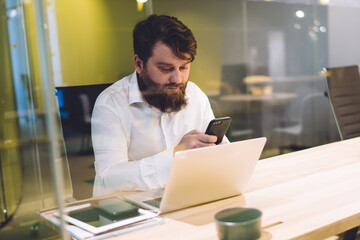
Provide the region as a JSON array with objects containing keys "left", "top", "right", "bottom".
[
  {"left": 54, "top": 83, "right": 112, "bottom": 200},
  {"left": 217, "top": 63, "right": 254, "bottom": 140},
  {"left": 324, "top": 65, "right": 360, "bottom": 140},
  {"left": 324, "top": 65, "right": 360, "bottom": 240},
  {"left": 220, "top": 63, "right": 249, "bottom": 95},
  {"left": 272, "top": 92, "right": 336, "bottom": 154},
  {"left": 78, "top": 94, "right": 92, "bottom": 152}
]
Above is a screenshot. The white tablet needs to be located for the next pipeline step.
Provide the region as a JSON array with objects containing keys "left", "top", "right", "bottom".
[{"left": 54, "top": 197, "right": 158, "bottom": 234}]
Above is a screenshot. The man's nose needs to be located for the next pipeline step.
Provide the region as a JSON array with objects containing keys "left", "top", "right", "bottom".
[{"left": 169, "top": 70, "right": 182, "bottom": 84}]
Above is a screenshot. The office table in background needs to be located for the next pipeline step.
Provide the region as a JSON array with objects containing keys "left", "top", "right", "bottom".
[
  {"left": 218, "top": 92, "right": 297, "bottom": 142},
  {"left": 218, "top": 92, "right": 297, "bottom": 115},
  {"left": 101, "top": 137, "right": 360, "bottom": 239}
]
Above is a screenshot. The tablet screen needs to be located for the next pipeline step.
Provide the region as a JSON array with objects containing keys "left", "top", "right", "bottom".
[{"left": 67, "top": 198, "right": 140, "bottom": 228}]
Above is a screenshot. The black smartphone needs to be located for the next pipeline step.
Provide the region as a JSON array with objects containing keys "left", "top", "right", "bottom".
[{"left": 205, "top": 116, "right": 232, "bottom": 144}]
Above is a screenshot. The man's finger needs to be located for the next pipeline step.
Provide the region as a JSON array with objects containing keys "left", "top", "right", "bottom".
[{"left": 200, "top": 134, "right": 217, "bottom": 143}]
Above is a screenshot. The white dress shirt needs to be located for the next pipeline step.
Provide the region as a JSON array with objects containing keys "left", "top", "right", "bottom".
[{"left": 91, "top": 71, "right": 215, "bottom": 196}]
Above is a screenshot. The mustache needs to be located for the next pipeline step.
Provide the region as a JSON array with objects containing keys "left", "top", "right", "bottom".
[
  {"left": 144, "top": 82, "right": 186, "bottom": 94},
  {"left": 164, "top": 83, "right": 186, "bottom": 88}
]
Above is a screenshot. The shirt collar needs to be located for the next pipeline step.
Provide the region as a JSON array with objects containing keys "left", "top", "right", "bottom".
[{"left": 128, "top": 71, "right": 145, "bottom": 105}]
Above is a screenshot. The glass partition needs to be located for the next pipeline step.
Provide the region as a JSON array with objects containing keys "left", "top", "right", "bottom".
[
  {"left": 0, "top": 0, "right": 70, "bottom": 239},
  {"left": 154, "top": 0, "right": 343, "bottom": 157},
  {"left": 1, "top": 0, "right": 360, "bottom": 239}
]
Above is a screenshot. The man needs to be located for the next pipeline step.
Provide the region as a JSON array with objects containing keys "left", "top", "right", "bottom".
[{"left": 91, "top": 14, "right": 221, "bottom": 196}]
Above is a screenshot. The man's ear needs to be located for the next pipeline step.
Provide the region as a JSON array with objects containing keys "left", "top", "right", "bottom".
[{"left": 134, "top": 55, "right": 144, "bottom": 74}]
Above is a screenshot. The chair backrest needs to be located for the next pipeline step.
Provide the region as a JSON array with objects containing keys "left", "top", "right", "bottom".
[
  {"left": 221, "top": 63, "right": 249, "bottom": 94},
  {"left": 54, "top": 83, "right": 112, "bottom": 199},
  {"left": 300, "top": 92, "right": 333, "bottom": 145},
  {"left": 54, "top": 84, "right": 112, "bottom": 134},
  {"left": 324, "top": 65, "right": 360, "bottom": 140}
]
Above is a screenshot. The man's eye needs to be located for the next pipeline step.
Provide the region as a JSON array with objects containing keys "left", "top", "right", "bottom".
[
  {"left": 180, "top": 65, "right": 189, "bottom": 70},
  {"left": 160, "top": 67, "right": 172, "bottom": 72}
]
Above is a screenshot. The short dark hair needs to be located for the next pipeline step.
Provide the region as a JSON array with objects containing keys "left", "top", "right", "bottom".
[{"left": 133, "top": 14, "right": 197, "bottom": 65}]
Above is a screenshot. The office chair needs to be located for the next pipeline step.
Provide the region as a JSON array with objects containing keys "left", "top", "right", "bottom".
[
  {"left": 78, "top": 93, "right": 92, "bottom": 152},
  {"left": 324, "top": 65, "right": 360, "bottom": 240},
  {"left": 220, "top": 63, "right": 249, "bottom": 94},
  {"left": 324, "top": 65, "right": 360, "bottom": 140},
  {"left": 272, "top": 92, "right": 335, "bottom": 153},
  {"left": 54, "top": 83, "right": 112, "bottom": 200}
]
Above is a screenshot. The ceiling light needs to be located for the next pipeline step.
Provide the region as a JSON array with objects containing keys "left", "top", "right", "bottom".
[{"left": 295, "top": 10, "right": 305, "bottom": 18}]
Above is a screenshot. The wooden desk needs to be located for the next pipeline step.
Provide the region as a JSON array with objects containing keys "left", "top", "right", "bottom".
[{"left": 109, "top": 138, "right": 360, "bottom": 239}]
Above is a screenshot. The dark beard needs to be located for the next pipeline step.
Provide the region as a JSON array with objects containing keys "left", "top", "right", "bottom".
[{"left": 137, "top": 72, "right": 188, "bottom": 113}]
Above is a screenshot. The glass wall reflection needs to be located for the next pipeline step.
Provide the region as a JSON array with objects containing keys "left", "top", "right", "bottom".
[
  {"left": 1, "top": 0, "right": 360, "bottom": 238},
  {"left": 1, "top": 0, "right": 70, "bottom": 238},
  {"left": 155, "top": 0, "right": 339, "bottom": 155}
]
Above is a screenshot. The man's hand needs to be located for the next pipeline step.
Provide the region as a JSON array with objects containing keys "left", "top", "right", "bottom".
[{"left": 173, "top": 129, "right": 217, "bottom": 155}]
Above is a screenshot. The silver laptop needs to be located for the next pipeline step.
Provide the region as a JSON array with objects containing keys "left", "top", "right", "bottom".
[{"left": 124, "top": 137, "right": 267, "bottom": 214}]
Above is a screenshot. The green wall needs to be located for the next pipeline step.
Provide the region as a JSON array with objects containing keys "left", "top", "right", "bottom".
[
  {"left": 53, "top": 0, "right": 232, "bottom": 92},
  {"left": 55, "top": 0, "right": 149, "bottom": 86}
]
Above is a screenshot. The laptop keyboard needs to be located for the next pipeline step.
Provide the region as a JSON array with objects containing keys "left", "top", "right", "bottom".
[{"left": 144, "top": 197, "right": 162, "bottom": 208}]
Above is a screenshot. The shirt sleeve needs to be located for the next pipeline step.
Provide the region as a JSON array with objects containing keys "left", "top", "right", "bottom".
[{"left": 91, "top": 97, "right": 173, "bottom": 196}]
